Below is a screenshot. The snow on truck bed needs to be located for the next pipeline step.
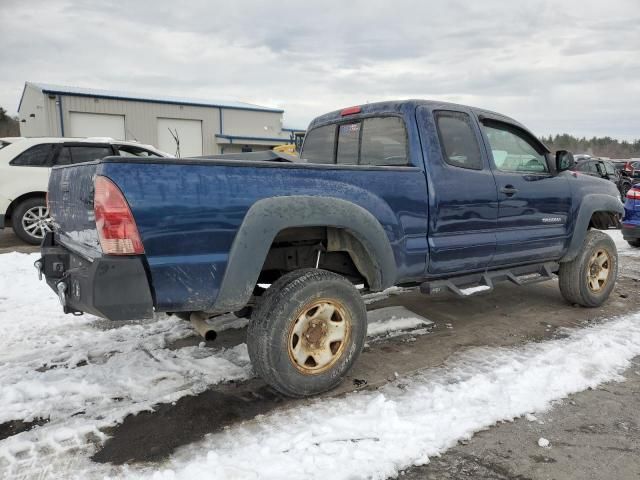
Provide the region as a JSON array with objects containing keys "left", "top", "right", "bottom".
[{"left": 0, "top": 247, "right": 639, "bottom": 479}]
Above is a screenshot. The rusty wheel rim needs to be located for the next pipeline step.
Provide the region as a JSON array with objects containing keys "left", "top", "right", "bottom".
[
  {"left": 287, "top": 298, "right": 351, "bottom": 375},
  {"left": 587, "top": 249, "right": 611, "bottom": 293}
]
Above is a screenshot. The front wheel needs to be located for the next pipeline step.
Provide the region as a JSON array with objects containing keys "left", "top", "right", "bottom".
[
  {"left": 11, "top": 197, "right": 51, "bottom": 245},
  {"left": 628, "top": 239, "right": 640, "bottom": 248},
  {"left": 247, "top": 269, "right": 367, "bottom": 397},
  {"left": 559, "top": 230, "right": 618, "bottom": 307}
]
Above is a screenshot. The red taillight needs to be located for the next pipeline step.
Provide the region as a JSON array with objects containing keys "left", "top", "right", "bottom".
[
  {"left": 341, "top": 105, "right": 361, "bottom": 116},
  {"left": 94, "top": 176, "right": 144, "bottom": 255},
  {"left": 627, "top": 188, "right": 640, "bottom": 200}
]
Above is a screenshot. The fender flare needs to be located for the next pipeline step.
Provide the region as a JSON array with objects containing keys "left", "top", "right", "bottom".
[
  {"left": 212, "top": 195, "right": 397, "bottom": 312},
  {"left": 561, "top": 194, "right": 624, "bottom": 262}
]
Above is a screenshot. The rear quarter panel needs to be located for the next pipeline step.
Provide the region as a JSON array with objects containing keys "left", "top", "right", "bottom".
[{"left": 99, "top": 160, "right": 429, "bottom": 312}]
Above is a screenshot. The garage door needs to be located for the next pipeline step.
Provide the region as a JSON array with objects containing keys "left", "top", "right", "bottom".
[
  {"left": 69, "top": 112, "right": 125, "bottom": 140},
  {"left": 157, "top": 118, "right": 203, "bottom": 157}
]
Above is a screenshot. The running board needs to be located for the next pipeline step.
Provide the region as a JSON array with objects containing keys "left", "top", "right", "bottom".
[{"left": 420, "top": 262, "right": 559, "bottom": 297}]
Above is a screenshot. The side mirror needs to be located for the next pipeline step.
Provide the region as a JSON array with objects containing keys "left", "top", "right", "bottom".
[{"left": 556, "top": 150, "right": 575, "bottom": 172}]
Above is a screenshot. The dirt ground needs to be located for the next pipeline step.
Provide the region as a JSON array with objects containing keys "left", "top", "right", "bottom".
[{"left": 2, "top": 227, "right": 640, "bottom": 478}]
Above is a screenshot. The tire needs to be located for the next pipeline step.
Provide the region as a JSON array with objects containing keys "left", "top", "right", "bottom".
[
  {"left": 11, "top": 197, "right": 51, "bottom": 245},
  {"left": 247, "top": 268, "right": 367, "bottom": 397},
  {"left": 559, "top": 230, "right": 618, "bottom": 307},
  {"left": 628, "top": 239, "right": 640, "bottom": 248}
]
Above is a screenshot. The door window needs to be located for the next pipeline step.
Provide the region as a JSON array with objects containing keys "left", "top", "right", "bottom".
[
  {"left": 67, "top": 145, "right": 113, "bottom": 163},
  {"left": 482, "top": 123, "right": 548, "bottom": 173},
  {"left": 434, "top": 111, "right": 483, "bottom": 170}
]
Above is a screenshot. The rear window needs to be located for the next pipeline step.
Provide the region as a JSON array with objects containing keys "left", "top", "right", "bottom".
[
  {"left": 302, "top": 116, "right": 408, "bottom": 166},
  {"left": 336, "top": 123, "right": 360, "bottom": 165},
  {"left": 10, "top": 144, "right": 55, "bottom": 166},
  {"left": 301, "top": 124, "right": 335, "bottom": 164},
  {"left": 361, "top": 117, "right": 407, "bottom": 166}
]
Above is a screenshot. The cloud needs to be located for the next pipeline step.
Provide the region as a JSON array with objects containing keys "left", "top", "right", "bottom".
[{"left": 1, "top": 0, "right": 638, "bottom": 139}]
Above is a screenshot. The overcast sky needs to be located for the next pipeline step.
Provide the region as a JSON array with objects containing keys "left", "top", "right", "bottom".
[{"left": 1, "top": 0, "right": 639, "bottom": 139}]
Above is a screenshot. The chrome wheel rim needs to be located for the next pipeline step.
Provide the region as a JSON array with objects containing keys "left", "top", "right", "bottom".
[
  {"left": 287, "top": 299, "right": 351, "bottom": 375},
  {"left": 587, "top": 249, "right": 611, "bottom": 292},
  {"left": 21, "top": 206, "right": 51, "bottom": 240}
]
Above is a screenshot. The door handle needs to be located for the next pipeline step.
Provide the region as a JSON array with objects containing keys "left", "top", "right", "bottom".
[{"left": 500, "top": 185, "right": 518, "bottom": 196}]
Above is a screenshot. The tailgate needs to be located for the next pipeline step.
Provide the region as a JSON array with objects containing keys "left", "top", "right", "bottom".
[{"left": 48, "top": 163, "right": 102, "bottom": 258}]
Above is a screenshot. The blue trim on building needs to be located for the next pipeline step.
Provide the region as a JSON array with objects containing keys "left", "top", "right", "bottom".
[
  {"left": 37, "top": 88, "right": 284, "bottom": 113},
  {"left": 57, "top": 95, "right": 65, "bottom": 136}
]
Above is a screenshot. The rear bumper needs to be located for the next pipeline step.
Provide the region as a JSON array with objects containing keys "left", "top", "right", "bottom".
[
  {"left": 622, "top": 224, "right": 640, "bottom": 241},
  {"left": 38, "top": 232, "right": 155, "bottom": 320}
]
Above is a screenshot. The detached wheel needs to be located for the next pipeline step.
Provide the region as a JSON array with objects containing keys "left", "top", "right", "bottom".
[
  {"left": 247, "top": 269, "right": 367, "bottom": 397},
  {"left": 11, "top": 197, "right": 51, "bottom": 245},
  {"left": 559, "top": 230, "right": 618, "bottom": 307}
]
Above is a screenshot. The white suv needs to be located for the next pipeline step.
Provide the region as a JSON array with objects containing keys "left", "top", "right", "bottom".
[{"left": 0, "top": 137, "right": 170, "bottom": 244}]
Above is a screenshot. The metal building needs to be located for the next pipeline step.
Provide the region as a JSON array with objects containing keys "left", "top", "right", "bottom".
[{"left": 17, "top": 82, "right": 303, "bottom": 156}]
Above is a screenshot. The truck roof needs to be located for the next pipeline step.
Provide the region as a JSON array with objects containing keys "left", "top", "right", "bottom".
[{"left": 308, "top": 99, "right": 528, "bottom": 132}]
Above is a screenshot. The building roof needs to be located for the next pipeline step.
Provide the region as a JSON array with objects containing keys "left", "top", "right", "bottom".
[{"left": 21, "top": 82, "right": 284, "bottom": 113}]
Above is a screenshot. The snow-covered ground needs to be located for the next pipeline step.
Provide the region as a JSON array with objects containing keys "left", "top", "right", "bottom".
[
  {"left": 0, "top": 238, "right": 639, "bottom": 479},
  {"left": 0, "top": 253, "right": 431, "bottom": 478}
]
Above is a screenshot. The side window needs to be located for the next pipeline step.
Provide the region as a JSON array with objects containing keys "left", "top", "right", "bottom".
[
  {"left": 575, "top": 162, "right": 588, "bottom": 172},
  {"left": 587, "top": 162, "right": 600, "bottom": 175},
  {"left": 68, "top": 146, "right": 113, "bottom": 164},
  {"left": 301, "top": 124, "right": 335, "bottom": 164},
  {"left": 10, "top": 144, "right": 55, "bottom": 166},
  {"left": 603, "top": 162, "right": 615, "bottom": 175},
  {"left": 482, "top": 123, "right": 549, "bottom": 173},
  {"left": 336, "top": 122, "right": 360, "bottom": 165},
  {"left": 117, "top": 145, "right": 162, "bottom": 158},
  {"left": 360, "top": 116, "right": 408, "bottom": 166},
  {"left": 434, "top": 111, "right": 483, "bottom": 170}
]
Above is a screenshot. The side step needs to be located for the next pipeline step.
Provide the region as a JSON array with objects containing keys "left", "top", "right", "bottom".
[{"left": 420, "top": 262, "right": 559, "bottom": 298}]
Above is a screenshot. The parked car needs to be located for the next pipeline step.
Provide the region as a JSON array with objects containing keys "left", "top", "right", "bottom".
[
  {"left": 572, "top": 158, "right": 633, "bottom": 200},
  {"left": 39, "top": 100, "right": 623, "bottom": 397},
  {"left": 622, "top": 185, "right": 640, "bottom": 247},
  {"left": 0, "top": 137, "right": 170, "bottom": 244}
]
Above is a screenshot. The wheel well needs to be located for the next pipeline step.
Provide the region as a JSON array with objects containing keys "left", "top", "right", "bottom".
[
  {"left": 589, "top": 211, "right": 620, "bottom": 230},
  {"left": 5, "top": 192, "right": 47, "bottom": 221},
  {"left": 258, "top": 227, "right": 375, "bottom": 288}
]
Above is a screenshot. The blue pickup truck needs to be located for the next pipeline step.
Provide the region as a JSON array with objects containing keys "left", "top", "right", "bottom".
[{"left": 39, "top": 100, "right": 624, "bottom": 397}]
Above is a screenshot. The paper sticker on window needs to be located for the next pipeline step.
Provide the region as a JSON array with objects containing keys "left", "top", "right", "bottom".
[{"left": 340, "top": 123, "right": 361, "bottom": 135}]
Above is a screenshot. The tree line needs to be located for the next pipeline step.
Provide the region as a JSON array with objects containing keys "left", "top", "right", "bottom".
[
  {"left": 540, "top": 133, "right": 640, "bottom": 159},
  {"left": 0, "top": 107, "right": 20, "bottom": 137}
]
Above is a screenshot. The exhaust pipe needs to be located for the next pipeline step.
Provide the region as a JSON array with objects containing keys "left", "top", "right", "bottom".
[{"left": 189, "top": 312, "right": 217, "bottom": 341}]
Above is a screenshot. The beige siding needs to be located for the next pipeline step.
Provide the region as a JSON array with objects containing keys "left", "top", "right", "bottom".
[
  {"left": 58, "top": 96, "right": 221, "bottom": 154},
  {"left": 17, "top": 83, "right": 296, "bottom": 155},
  {"left": 221, "top": 109, "right": 283, "bottom": 138},
  {"left": 18, "top": 84, "right": 50, "bottom": 137}
]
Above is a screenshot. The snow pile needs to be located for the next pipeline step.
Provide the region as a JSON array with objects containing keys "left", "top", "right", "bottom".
[
  {"left": 605, "top": 229, "right": 639, "bottom": 256},
  {"left": 131, "top": 312, "right": 640, "bottom": 480},
  {"left": 366, "top": 306, "right": 433, "bottom": 337}
]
